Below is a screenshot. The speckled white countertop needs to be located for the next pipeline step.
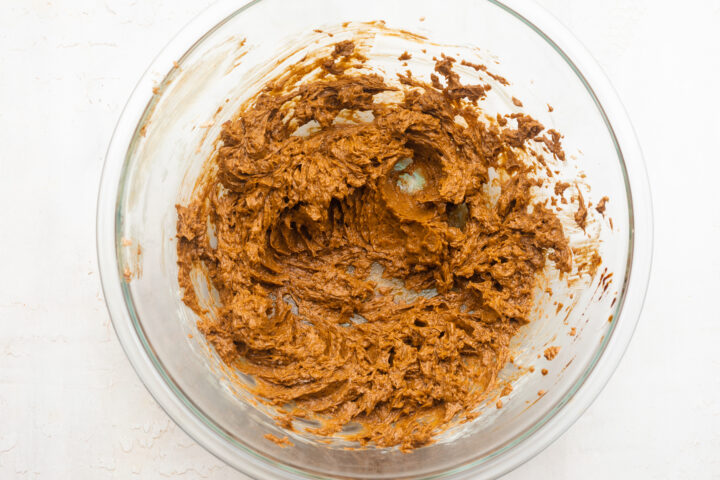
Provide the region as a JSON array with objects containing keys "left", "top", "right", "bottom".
[{"left": 1, "top": 1, "right": 719, "bottom": 478}]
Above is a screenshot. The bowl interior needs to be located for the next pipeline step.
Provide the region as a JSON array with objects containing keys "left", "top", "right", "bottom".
[{"left": 114, "top": 0, "right": 631, "bottom": 477}]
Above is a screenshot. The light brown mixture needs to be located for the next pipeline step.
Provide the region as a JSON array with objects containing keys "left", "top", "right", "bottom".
[
  {"left": 544, "top": 346, "right": 561, "bottom": 360},
  {"left": 574, "top": 189, "right": 588, "bottom": 230},
  {"left": 263, "top": 433, "right": 294, "bottom": 448},
  {"left": 596, "top": 196, "right": 609, "bottom": 215},
  {"left": 177, "top": 40, "right": 574, "bottom": 450}
]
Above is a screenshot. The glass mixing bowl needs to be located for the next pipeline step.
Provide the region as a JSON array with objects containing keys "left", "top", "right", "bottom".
[{"left": 97, "top": 0, "right": 652, "bottom": 478}]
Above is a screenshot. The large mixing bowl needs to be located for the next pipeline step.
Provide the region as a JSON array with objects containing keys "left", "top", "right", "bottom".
[{"left": 97, "top": 0, "right": 652, "bottom": 478}]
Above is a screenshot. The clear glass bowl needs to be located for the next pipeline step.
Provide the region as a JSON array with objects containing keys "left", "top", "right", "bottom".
[{"left": 97, "top": 0, "right": 652, "bottom": 478}]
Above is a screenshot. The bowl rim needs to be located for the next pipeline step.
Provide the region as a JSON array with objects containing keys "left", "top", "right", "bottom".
[{"left": 96, "top": 0, "right": 653, "bottom": 478}]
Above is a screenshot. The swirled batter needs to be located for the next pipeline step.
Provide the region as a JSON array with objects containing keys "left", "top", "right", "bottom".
[{"left": 177, "top": 40, "right": 572, "bottom": 450}]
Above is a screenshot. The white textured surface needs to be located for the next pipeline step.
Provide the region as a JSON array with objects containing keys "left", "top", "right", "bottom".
[{"left": 0, "top": 1, "right": 718, "bottom": 478}]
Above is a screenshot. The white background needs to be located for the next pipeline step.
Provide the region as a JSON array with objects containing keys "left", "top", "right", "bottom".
[{"left": 1, "top": 0, "right": 718, "bottom": 478}]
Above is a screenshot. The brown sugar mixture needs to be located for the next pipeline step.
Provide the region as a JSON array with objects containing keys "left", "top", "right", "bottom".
[{"left": 177, "top": 40, "right": 573, "bottom": 451}]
